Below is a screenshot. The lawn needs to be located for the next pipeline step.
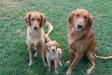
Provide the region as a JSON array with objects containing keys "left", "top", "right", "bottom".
[{"left": 0, "top": 0, "right": 112, "bottom": 75}]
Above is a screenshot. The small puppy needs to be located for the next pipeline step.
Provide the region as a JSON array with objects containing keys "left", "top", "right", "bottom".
[
  {"left": 24, "top": 12, "right": 53, "bottom": 66},
  {"left": 43, "top": 40, "right": 62, "bottom": 74}
]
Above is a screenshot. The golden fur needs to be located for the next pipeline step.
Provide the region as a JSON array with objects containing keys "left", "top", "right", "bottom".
[
  {"left": 24, "top": 12, "right": 53, "bottom": 66},
  {"left": 66, "top": 8, "right": 112, "bottom": 75},
  {"left": 43, "top": 40, "right": 62, "bottom": 74},
  {"left": 66, "top": 9, "right": 96, "bottom": 75}
]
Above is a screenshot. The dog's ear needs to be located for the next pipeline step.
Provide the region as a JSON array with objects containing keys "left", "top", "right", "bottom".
[
  {"left": 53, "top": 41, "right": 60, "bottom": 48},
  {"left": 68, "top": 12, "right": 74, "bottom": 24},
  {"left": 46, "top": 43, "right": 51, "bottom": 50},
  {"left": 40, "top": 13, "right": 46, "bottom": 27},
  {"left": 24, "top": 13, "right": 31, "bottom": 26},
  {"left": 87, "top": 14, "right": 93, "bottom": 27},
  {"left": 57, "top": 48, "right": 62, "bottom": 54}
]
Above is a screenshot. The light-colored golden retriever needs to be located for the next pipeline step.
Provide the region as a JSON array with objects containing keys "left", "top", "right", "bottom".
[
  {"left": 66, "top": 8, "right": 112, "bottom": 75},
  {"left": 24, "top": 12, "right": 53, "bottom": 66}
]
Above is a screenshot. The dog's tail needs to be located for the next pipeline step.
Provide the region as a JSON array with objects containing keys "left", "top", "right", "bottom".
[
  {"left": 95, "top": 54, "right": 112, "bottom": 59},
  {"left": 44, "top": 21, "right": 53, "bottom": 43},
  {"left": 46, "top": 21, "right": 53, "bottom": 36}
]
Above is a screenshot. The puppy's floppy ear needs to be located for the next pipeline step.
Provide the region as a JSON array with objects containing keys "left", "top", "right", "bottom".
[
  {"left": 53, "top": 41, "right": 60, "bottom": 48},
  {"left": 88, "top": 14, "right": 93, "bottom": 27},
  {"left": 40, "top": 13, "right": 46, "bottom": 27},
  {"left": 24, "top": 13, "right": 31, "bottom": 26},
  {"left": 68, "top": 12, "right": 74, "bottom": 24}
]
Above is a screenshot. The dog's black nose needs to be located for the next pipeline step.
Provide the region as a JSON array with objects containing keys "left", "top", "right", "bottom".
[
  {"left": 34, "top": 27, "right": 38, "bottom": 30},
  {"left": 77, "top": 25, "right": 83, "bottom": 28},
  {"left": 52, "top": 49, "right": 55, "bottom": 52}
]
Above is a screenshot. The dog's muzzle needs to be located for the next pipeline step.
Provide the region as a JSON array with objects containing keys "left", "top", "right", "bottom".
[
  {"left": 52, "top": 49, "right": 55, "bottom": 52},
  {"left": 34, "top": 27, "right": 38, "bottom": 30},
  {"left": 75, "top": 24, "right": 84, "bottom": 32},
  {"left": 33, "top": 26, "right": 39, "bottom": 31}
]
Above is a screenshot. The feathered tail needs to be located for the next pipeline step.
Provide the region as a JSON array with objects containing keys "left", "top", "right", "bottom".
[{"left": 95, "top": 54, "right": 112, "bottom": 59}]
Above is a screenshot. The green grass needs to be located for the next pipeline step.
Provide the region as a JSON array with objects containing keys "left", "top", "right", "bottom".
[{"left": 0, "top": 0, "right": 112, "bottom": 75}]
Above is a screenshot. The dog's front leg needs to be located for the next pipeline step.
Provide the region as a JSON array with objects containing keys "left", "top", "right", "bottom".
[
  {"left": 46, "top": 53, "right": 51, "bottom": 72},
  {"left": 66, "top": 54, "right": 82, "bottom": 75},
  {"left": 58, "top": 51, "right": 62, "bottom": 67},
  {"left": 28, "top": 44, "right": 33, "bottom": 66},
  {"left": 59, "top": 58, "right": 62, "bottom": 67},
  {"left": 54, "top": 59, "right": 59, "bottom": 74},
  {"left": 42, "top": 51, "right": 47, "bottom": 67}
]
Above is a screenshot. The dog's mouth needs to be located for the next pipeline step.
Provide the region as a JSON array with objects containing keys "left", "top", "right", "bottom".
[
  {"left": 75, "top": 27, "right": 82, "bottom": 32},
  {"left": 75, "top": 25, "right": 84, "bottom": 32}
]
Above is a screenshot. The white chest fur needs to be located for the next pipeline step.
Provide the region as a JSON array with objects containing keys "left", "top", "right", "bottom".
[
  {"left": 26, "top": 27, "right": 44, "bottom": 50},
  {"left": 50, "top": 52, "right": 58, "bottom": 60}
]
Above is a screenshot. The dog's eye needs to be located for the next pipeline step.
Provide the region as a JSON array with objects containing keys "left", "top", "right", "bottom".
[
  {"left": 37, "top": 18, "right": 40, "bottom": 21},
  {"left": 48, "top": 45, "right": 51, "bottom": 48},
  {"left": 31, "top": 18, "right": 34, "bottom": 21},
  {"left": 84, "top": 16, "right": 88, "bottom": 19},
  {"left": 76, "top": 14, "right": 80, "bottom": 17}
]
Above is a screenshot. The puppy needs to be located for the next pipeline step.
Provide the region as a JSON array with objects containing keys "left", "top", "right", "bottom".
[
  {"left": 43, "top": 40, "right": 62, "bottom": 74},
  {"left": 24, "top": 12, "right": 53, "bottom": 66}
]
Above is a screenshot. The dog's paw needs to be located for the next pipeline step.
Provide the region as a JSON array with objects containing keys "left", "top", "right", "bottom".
[
  {"left": 66, "top": 60, "right": 70, "bottom": 64},
  {"left": 34, "top": 52, "right": 38, "bottom": 57},
  {"left": 42, "top": 60, "right": 48, "bottom": 67},
  {"left": 59, "top": 62, "right": 62, "bottom": 67},
  {"left": 55, "top": 70, "right": 59, "bottom": 74},
  {"left": 29, "top": 61, "right": 32, "bottom": 66},
  {"left": 43, "top": 63, "right": 48, "bottom": 67},
  {"left": 66, "top": 69, "right": 72, "bottom": 75},
  {"left": 47, "top": 68, "right": 51, "bottom": 72},
  {"left": 87, "top": 69, "right": 92, "bottom": 75}
]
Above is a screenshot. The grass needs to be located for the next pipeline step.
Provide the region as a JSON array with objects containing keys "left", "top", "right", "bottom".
[{"left": 0, "top": 0, "right": 112, "bottom": 75}]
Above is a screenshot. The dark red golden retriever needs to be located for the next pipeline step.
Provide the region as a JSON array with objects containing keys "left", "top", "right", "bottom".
[
  {"left": 66, "top": 8, "right": 112, "bottom": 75},
  {"left": 66, "top": 8, "right": 95, "bottom": 75}
]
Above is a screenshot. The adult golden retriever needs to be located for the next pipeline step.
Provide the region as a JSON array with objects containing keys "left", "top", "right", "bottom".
[
  {"left": 24, "top": 12, "right": 53, "bottom": 66},
  {"left": 66, "top": 8, "right": 112, "bottom": 75}
]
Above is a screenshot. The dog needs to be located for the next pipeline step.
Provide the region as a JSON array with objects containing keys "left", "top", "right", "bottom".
[
  {"left": 66, "top": 8, "right": 97, "bottom": 75},
  {"left": 43, "top": 40, "right": 62, "bottom": 74},
  {"left": 24, "top": 12, "right": 53, "bottom": 66},
  {"left": 66, "top": 8, "right": 112, "bottom": 75}
]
